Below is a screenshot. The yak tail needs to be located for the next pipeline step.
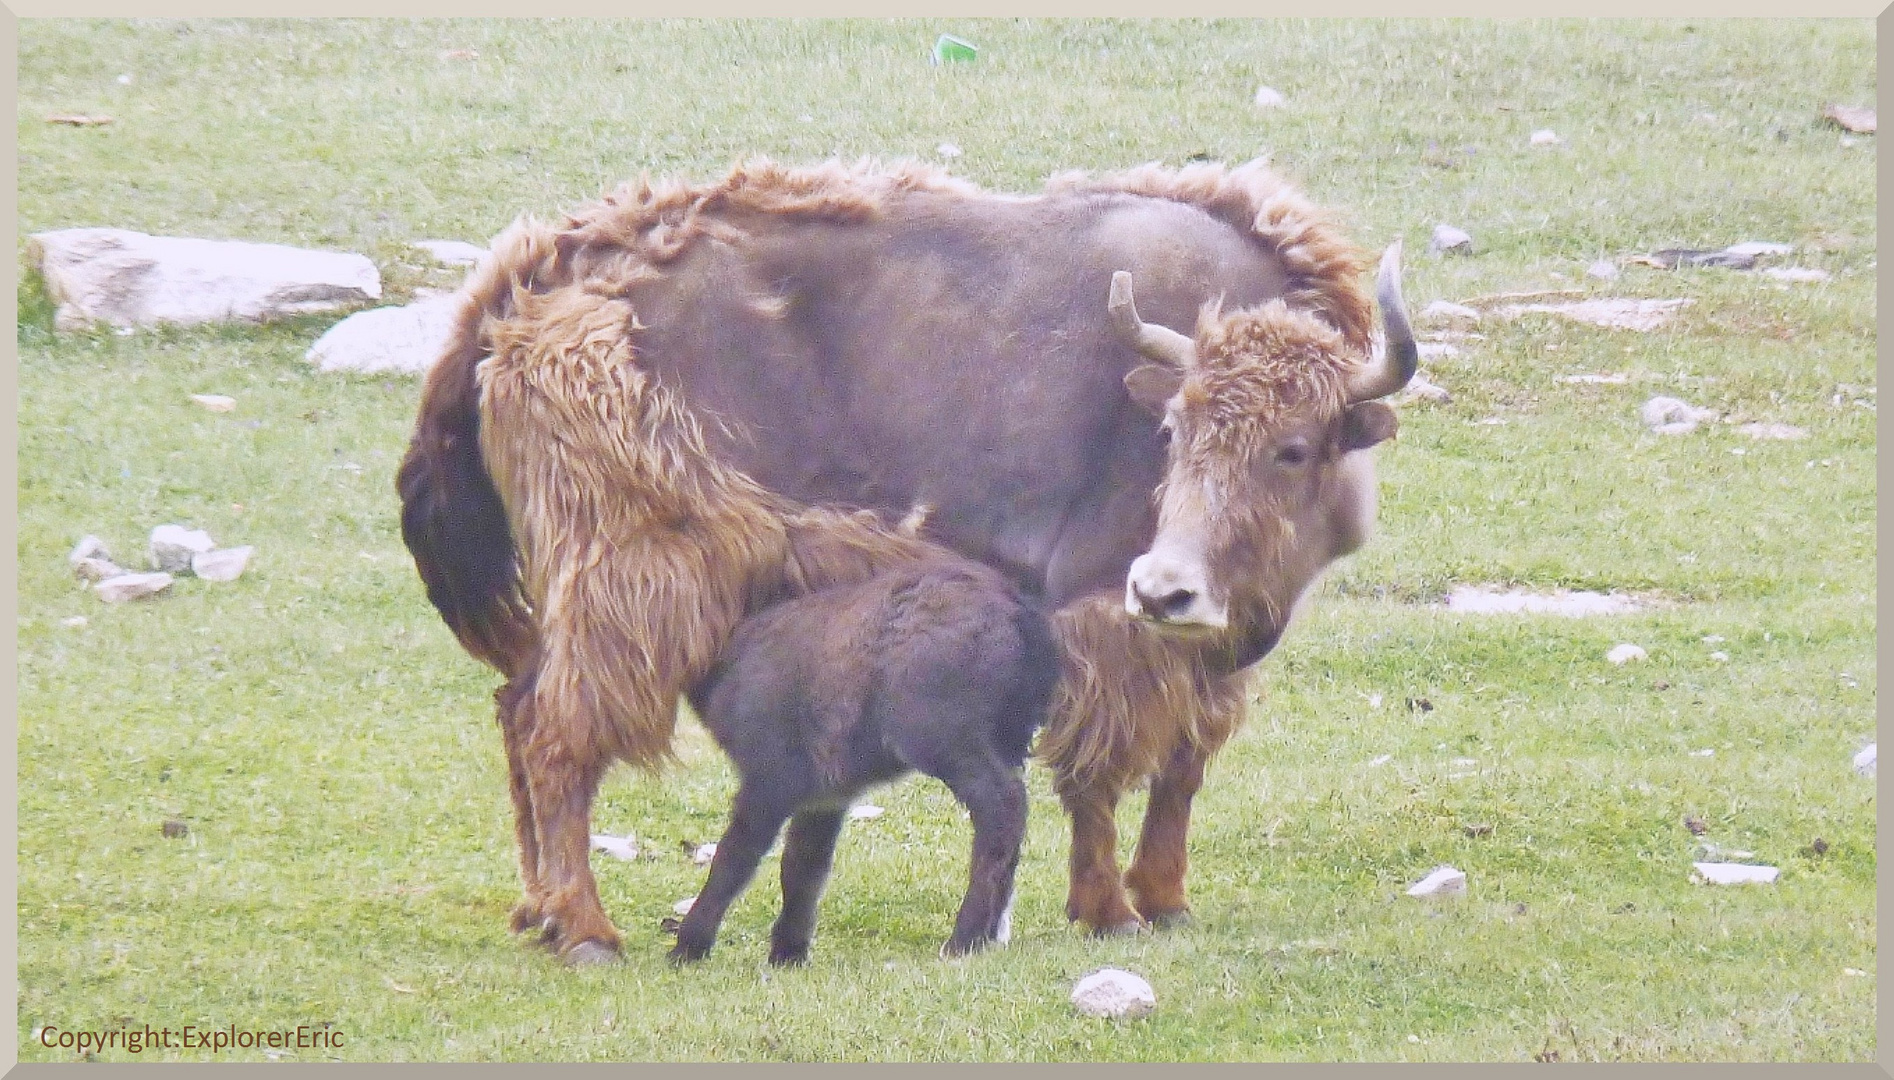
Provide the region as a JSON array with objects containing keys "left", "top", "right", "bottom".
[{"left": 396, "top": 296, "right": 539, "bottom": 680}]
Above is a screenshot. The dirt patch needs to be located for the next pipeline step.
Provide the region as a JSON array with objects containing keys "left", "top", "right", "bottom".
[{"left": 1441, "top": 586, "right": 1655, "bottom": 617}]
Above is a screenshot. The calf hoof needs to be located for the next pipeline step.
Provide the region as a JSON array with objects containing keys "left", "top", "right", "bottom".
[
  {"left": 668, "top": 940, "right": 712, "bottom": 967},
  {"left": 563, "top": 940, "right": 621, "bottom": 967},
  {"left": 768, "top": 944, "right": 811, "bottom": 968}
]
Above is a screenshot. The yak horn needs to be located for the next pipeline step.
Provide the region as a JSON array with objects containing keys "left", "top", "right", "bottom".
[
  {"left": 1345, "top": 239, "right": 1420, "bottom": 402},
  {"left": 1108, "top": 271, "right": 1196, "bottom": 369}
]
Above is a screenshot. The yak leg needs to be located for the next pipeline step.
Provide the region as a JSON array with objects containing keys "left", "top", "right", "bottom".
[
  {"left": 522, "top": 717, "right": 620, "bottom": 965},
  {"left": 672, "top": 785, "right": 793, "bottom": 965},
  {"left": 495, "top": 676, "right": 548, "bottom": 934},
  {"left": 1056, "top": 776, "right": 1143, "bottom": 935},
  {"left": 1124, "top": 739, "right": 1210, "bottom": 928},
  {"left": 939, "top": 764, "right": 1030, "bottom": 957},
  {"left": 767, "top": 807, "right": 847, "bottom": 967}
]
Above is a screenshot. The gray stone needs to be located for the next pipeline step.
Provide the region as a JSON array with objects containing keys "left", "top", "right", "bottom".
[
  {"left": 1640, "top": 396, "right": 1718, "bottom": 433},
  {"left": 28, "top": 228, "right": 380, "bottom": 331},
  {"left": 149, "top": 525, "right": 215, "bottom": 573},
  {"left": 1692, "top": 862, "right": 1778, "bottom": 885},
  {"left": 1429, "top": 224, "right": 1474, "bottom": 256},
  {"left": 95, "top": 571, "right": 173, "bottom": 603},
  {"left": 1586, "top": 259, "right": 1620, "bottom": 281},
  {"left": 192, "top": 546, "right": 254, "bottom": 582},
  {"left": 69, "top": 535, "right": 111, "bottom": 566},
  {"left": 1404, "top": 865, "right": 1467, "bottom": 897},
  {"left": 1253, "top": 85, "right": 1286, "bottom": 108},
  {"left": 1071, "top": 968, "right": 1156, "bottom": 1018},
  {"left": 1853, "top": 743, "right": 1876, "bottom": 777},
  {"left": 73, "top": 557, "right": 124, "bottom": 583},
  {"left": 411, "top": 239, "right": 488, "bottom": 267},
  {"left": 306, "top": 294, "right": 460, "bottom": 376}
]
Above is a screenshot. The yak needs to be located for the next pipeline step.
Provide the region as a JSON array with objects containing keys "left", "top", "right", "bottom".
[{"left": 398, "top": 157, "right": 1415, "bottom": 962}]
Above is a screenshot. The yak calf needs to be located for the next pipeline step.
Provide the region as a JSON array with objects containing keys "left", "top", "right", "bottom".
[{"left": 672, "top": 558, "right": 1060, "bottom": 966}]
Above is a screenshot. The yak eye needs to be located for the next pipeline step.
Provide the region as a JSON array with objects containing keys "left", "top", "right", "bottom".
[{"left": 1274, "top": 440, "right": 1312, "bottom": 468}]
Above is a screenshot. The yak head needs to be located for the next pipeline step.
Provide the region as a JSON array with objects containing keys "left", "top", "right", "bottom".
[{"left": 1111, "top": 241, "right": 1416, "bottom": 662}]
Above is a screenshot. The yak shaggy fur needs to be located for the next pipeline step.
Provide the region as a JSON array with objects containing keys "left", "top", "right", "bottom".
[{"left": 398, "top": 156, "right": 1381, "bottom": 950}]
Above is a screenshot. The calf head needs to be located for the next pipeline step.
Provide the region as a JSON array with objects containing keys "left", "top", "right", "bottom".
[{"left": 1113, "top": 242, "right": 1417, "bottom": 656}]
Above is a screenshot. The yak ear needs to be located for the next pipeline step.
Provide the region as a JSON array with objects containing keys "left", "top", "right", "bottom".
[
  {"left": 1124, "top": 364, "right": 1183, "bottom": 417},
  {"left": 1341, "top": 401, "right": 1398, "bottom": 451}
]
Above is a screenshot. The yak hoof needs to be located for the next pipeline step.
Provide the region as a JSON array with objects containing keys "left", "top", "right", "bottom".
[
  {"left": 509, "top": 903, "right": 548, "bottom": 935},
  {"left": 1089, "top": 917, "right": 1145, "bottom": 938},
  {"left": 668, "top": 941, "right": 711, "bottom": 967},
  {"left": 564, "top": 940, "right": 620, "bottom": 967},
  {"left": 1148, "top": 909, "right": 1194, "bottom": 931}
]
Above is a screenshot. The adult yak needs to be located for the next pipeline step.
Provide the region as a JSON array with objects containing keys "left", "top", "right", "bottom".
[{"left": 398, "top": 157, "right": 1417, "bottom": 962}]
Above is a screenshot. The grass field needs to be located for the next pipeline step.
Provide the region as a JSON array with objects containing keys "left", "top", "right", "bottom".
[{"left": 15, "top": 19, "right": 1876, "bottom": 1062}]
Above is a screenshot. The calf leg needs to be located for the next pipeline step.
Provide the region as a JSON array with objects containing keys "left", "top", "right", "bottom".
[
  {"left": 522, "top": 718, "right": 620, "bottom": 965},
  {"left": 767, "top": 807, "right": 847, "bottom": 967},
  {"left": 671, "top": 786, "right": 793, "bottom": 965},
  {"left": 938, "top": 764, "right": 1030, "bottom": 957},
  {"left": 1124, "top": 740, "right": 1210, "bottom": 928},
  {"left": 494, "top": 677, "right": 547, "bottom": 934},
  {"left": 1056, "top": 776, "right": 1143, "bottom": 936}
]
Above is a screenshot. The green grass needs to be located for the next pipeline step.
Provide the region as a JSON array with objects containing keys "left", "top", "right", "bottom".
[{"left": 16, "top": 18, "right": 1875, "bottom": 1062}]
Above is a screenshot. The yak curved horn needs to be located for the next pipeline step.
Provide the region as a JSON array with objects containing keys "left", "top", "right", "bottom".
[
  {"left": 1108, "top": 271, "right": 1196, "bottom": 369},
  {"left": 1345, "top": 239, "right": 1420, "bottom": 402}
]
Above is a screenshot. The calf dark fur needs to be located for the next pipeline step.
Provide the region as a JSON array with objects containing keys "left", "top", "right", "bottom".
[{"left": 674, "top": 557, "right": 1060, "bottom": 965}]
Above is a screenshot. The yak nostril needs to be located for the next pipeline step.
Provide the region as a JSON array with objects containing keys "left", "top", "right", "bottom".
[{"left": 1158, "top": 589, "right": 1196, "bottom": 617}]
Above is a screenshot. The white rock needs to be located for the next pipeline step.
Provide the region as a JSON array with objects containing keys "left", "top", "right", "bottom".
[
  {"left": 935, "top": 142, "right": 963, "bottom": 158},
  {"left": 1530, "top": 129, "right": 1561, "bottom": 146},
  {"left": 1442, "top": 586, "right": 1648, "bottom": 617},
  {"left": 94, "top": 571, "right": 172, "bottom": 603},
  {"left": 306, "top": 294, "right": 461, "bottom": 376},
  {"left": 1762, "top": 267, "right": 1830, "bottom": 283},
  {"left": 149, "top": 525, "right": 216, "bottom": 572},
  {"left": 1586, "top": 259, "right": 1620, "bottom": 281},
  {"left": 1640, "top": 396, "right": 1718, "bottom": 432},
  {"left": 693, "top": 842, "right": 718, "bottom": 866},
  {"left": 1405, "top": 865, "right": 1467, "bottom": 898},
  {"left": 27, "top": 228, "right": 380, "bottom": 331},
  {"left": 848, "top": 803, "right": 885, "bottom": 820},
  {"left": 1853, "top": 743, "right": 1875, "bottom": 777},
  {"left": 192, "top": 546, "right": 254, "bottom": 582},
  {"left": 61, "top": 615, "right": 88, "bottom": 628},
  {"left": 410, "top": 240, "right": 488, "bottom": 267},
  {"left": 1071, "top": 968, "right": 1156, "bottom": 1019},
  {"left": 1708, "top": 651, "right": 1730, "bottom": 663},
  {"left": 1725, "top": 241, "right": 1793, "bottom": 258},
  {"left": 1428, "top": 224, "right": 1474, "bottom": 256},
  {"left": 1253, "top": 84, "right": 1286, "bottom": 108},
  {"left": 589, "top": 833, "right": 639, "bottom": 861},
  {"left": 1504, "top": 297, "right": 1691, "bottom": 332},
  {"left": 1692, "top": 862, "right": 1778, "bottom": 886},
  {"left": 673, "top": 895, "right": 696, "bottom": 916},
  {"left": 189, "top": 393, "right": 237, "bottom": 412},
  {"left": 73, "top": 557, "right": 124, "bottom": 583},
  {"left": 1606, "top": 643, "right": 1647, "bottom": 665},
  {"left": 1403, "top": 374, "right": 1452, "bottom": 403},
  {"left": 1420, "top": 300, "right": 1480, "bottom": 322},
  {"left": 69, "top": 535, "right": 111, "bottom": 567},
  {"left": 1557, "top": 373, "right": 1629, "bottom": 385},
  {"left": 1368, "top": 754, "right": 1393, "bottom": 767}
]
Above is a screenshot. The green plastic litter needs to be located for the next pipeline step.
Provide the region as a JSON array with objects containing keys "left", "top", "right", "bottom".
[{"left": 933, "top": 34, "right": 978, "bottom": 63}]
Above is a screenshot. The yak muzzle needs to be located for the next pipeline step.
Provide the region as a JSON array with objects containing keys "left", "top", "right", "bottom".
[{"left": 1125, "top": 550, "right": 1228, "bottom": 630}]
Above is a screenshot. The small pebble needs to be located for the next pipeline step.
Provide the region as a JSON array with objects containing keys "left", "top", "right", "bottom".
[
  {"left": 61, "top": 616, "right": 87, "bottom": 628},
  {"left": 1530, "top": 129, "right": 1561, "bottom": 146},
  {"left": 1586, "top": 259, "right": 1620, "bottom": 281},
  {"left": 1852, "top": 744, "right": 1875, "bottom": 777},
  {"left": 693, "top": 843, "right": 717, "bottom": 866},
  {"left": 149, "top": 525, "right": 215, "bottom": 573},
  {"left": 935, "top": 142, "right": 962, "bottom": 158},
  {"left": 1405, "top": 865, "right": 1467, "bottom": 898},
  {"left": 192, "top": 546, "right": 254, "bottom": 582},
  {"left": 849, "top": 803, "right": 885, "bottom": 820},
  {"left": 589, "top": 833, "right": 639, "bottom": 861},
  {"left": 673, "top": 896, "right": 696, "bottom": 916},
  {"left": 161, "top": 818, "right": 189, "bottom": 839},
  {"left": 1690, "top": 748, "right": 1714, "bottom": 758},
  {"left": 68, "top": 535, "right": 111, "bottom": 566},
  {"left": 1605, "top": 643, "right": 1646, "bottom": 665},
  {"left": 1708, "top": 651, "right": 1729, "bottom": 662},
  {"left": 1253, "top": 85, "right": 1286, "bottom": 108},
  {"left": 189, "top": 394, "right": 237, "bottom": 412}
]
